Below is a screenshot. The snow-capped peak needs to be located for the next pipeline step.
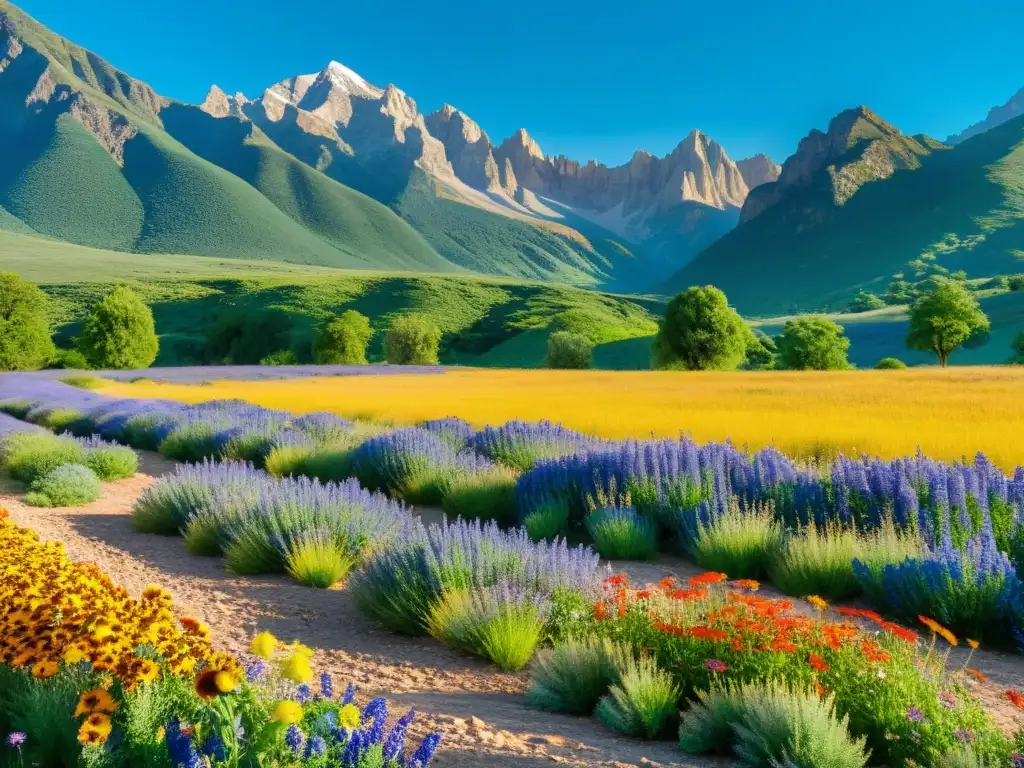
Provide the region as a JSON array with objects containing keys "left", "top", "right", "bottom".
[{"left": 325, "top": 60, "right": 373, "bottom": 91}]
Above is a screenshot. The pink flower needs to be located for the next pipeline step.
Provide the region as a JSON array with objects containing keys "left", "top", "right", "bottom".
[{"left": 704, "top": 658, "right": 727, "bottom": 673}]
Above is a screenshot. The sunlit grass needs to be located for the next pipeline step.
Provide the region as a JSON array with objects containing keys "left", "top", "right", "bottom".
[{"left": 100, "top": 366, "right": 1024, "bottom": 471}]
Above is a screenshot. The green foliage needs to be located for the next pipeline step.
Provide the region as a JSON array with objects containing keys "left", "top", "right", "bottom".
[
  {"left": 384, "top": 313, "right": 442, "bottom": 365},
  {"left": 544, "top": 330, "right": 593, "bottom": 369},
  {"left": 312, "top": 310, "right": 373, "bottom": 365},
  {"left": 680, "top": 682, "right": 870, "bottom": 768},
  {"left": 849, "top": 290, "right": 886, "bottom": 312},
  {"left": 27, "top": 406, "right": 86, "bottom": 432},
  {"left": 84, "top": 443, "right": 139, "bottom": 481},
  {"left": 259, "top": 349, "right": 298, "bottom": 365},
  {"left": 284, "top": 532, "right": 358, "bottom": 588},
  {"left": 440, "top": 466, "right": 519, "bottom": 527},
  {"left": 776, "top": 316, "right": 851, "bottom": 370},
  {"left": 0, "top": 271, "right": 55, "bottom": 371},
  {"left": 689, "top": 500, "right": 783, "bottom": 578},
  {"left": 1007, "top": 274, "right": 1024, "bottom": 291},
  {"left": 653, "top": 285, "right": 746, "bottom": 370},
  {"left": 846, "top": 518, "right": 924, "bottom": 606},
  {"left": 1010, "top": 329, "right": 1024, "bottom": 363},
  {"left": 58, "top": 374, "right": 105, "bottom": 389},
  {"left": 524, "top": 500, "right": 570, "bottom": 542},
  {"left": 768, "top": 523, "right": 861, "bottom": 601},
  {"left": 77, "top": 285, "right": 158, "bottom": 369},
  {"left": 527, "top": 639, "right": 630, "bottom": 715},
  {"left": 875, "top": 356, "right": 908, "bottom": 369},
  {"left": 24, "top": 463, "right": 102, "bottom": 507},
  {"left": 742, "top": 328, "right": 777, "bottom": 370},
  {"left": 595, "top": 654, "right": 680, "bottom": 740},
  {"left": 49, "top": 348, "right": 91, "bottom": 370},
  {"left": 906, "top": 281, "right": 991, "bottom": 366},
  {"left": 201, "top": 310, "right": 294, "bottom": 365},
  {"left": 0, "top": 432, "right": 84, "bottom": 483},
  {"left": 584, "top": 507, "right": 659, "bottom": 561},
  {"left": 182, "top": 511, "right": 224, "bottom": 556}
]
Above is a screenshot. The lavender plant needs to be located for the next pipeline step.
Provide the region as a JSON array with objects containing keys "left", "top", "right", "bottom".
[
  {"left": 469, "top": 419, "right": 599, "bottom": 472},
  {"left": 351, "top": 428, "right": 460, "bottom": 505}
]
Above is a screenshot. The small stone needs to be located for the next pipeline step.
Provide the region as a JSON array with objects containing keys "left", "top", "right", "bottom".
[{"left": 470, "top": 716, "right": 487, "bottom": 730}]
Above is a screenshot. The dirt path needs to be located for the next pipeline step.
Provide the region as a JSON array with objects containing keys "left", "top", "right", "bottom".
[{"left": 2, "top": 456, "right": 1021, "bottom": 766}]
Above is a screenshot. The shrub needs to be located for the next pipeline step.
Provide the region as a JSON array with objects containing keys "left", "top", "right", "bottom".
[
  {"left": 296, "top": 446, "right": 357, "bottom": 484},
  {"left": 24, "top": 463, "right": 102, "bottom": 507},
  {"left": 584, "top": 506, "right": 658, "bottom": 560},
  {"left": 264, "top": 439, "right": 317, "bottom": 478},
  {"left": 689, "top": 500, "right": 782, "bottom": 579},
  {"left": 352, "top": 428, "right": 459, "bottom": 504},
  {"left": 875, "top": 357, "right": 908, "bottom": 369},
  {"left": 776, "top": 317, "right": 851, "bottom": 370},
  {"left": 284, "top": 531, "right": 359, "bottom": 588},
  {"left": 77, "top": 285, "right": 158, "bottom": 369},
  {"left": 312, "top": 310, "right": 373, "bottom": 365},
  {"left": 679, "top": 682, "right": 870, "bottom": 768},
  {"left": 420, "top": 417, "right": 474, "bottom": 451},
  {"left": 469, "top": 419, "right": 597, "bottom": 472},
  {"left": 847, "top": 517, "right": 924, "bottom": 605},
  {"left": 0, "top": 432, "right": 84, "bottom": 483},
  {"left": 524, "top": 499, "right": 570, "bottom": 542},
  {"left": 527, "top": 639, "right": 629, "bottom": 715},
  {"left": 849, "top": 290, "right": 886, "bottom": 313},
  {"left": 595, "top": 654, "right": 680, "bottom": 739},
  {"left": 1007, "top": 274, "right": 1024, "bottom": 291},
  {"left": 768, "top": 523, "right": 861, "bottom": 601},
  {"left": 0, "top": 399, "right": 34, "bottom": 419},
  {"left": 58, "top": 374, "right": 105, "bottom": 389},
  {"left": 545, "top": 330, "right": 593, "bottom": 369},
  {"left": 50, "top": 349, "right": 91, "bottom": 370},
  {"left": 258, "top": 349, "right": 298, "bottom": 365},
  {"left": 742, "top": 328, "right": 777, "bottom": 370},
  {"left": 653, "top": 285, "right": 747, "bottom": 370},
  {"left": 182, "top": 510, "right": 224, "bottom": 556},
  {"left": 201, "top": 309, "right": 293, "bottom": 365},
  {"left": 159, "top": 420, "right": 221, "bottom": 462},
  {"left": 26, "top": 405, "right": 86, "bottom": 432},
  {"left": 441, "top": 463, "right": 519, "bottom": 526},
  {"left": 1011, "top": 330, "right": 1024, "bottom": 364},
  {"left": 0, "top": 272, "right": 55, "bottom": 371},
  {"left": 81, "top": 438, "right": 139, "bottom": 480},
  {"left": 427, "top": 586, "right": 548, "bottom": 671},
  {"left": 384, "top": 313, "right": 441, "bottom": 365}
]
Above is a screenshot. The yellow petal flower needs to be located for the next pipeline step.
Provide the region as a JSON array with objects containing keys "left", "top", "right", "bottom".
[
  {"left": 250, "top": 631, "right": 278, "bottom": 659},
  {"left": 272, "top": 700, "right": 303, "bottom": 725},
  {"left": 281, "top": 652, "right": 313, "bottom": 684}
]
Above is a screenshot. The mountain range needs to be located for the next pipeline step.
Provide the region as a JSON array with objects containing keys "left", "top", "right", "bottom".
[{"left": 1, "top": 0, "right": 1022, "bottom": 318}]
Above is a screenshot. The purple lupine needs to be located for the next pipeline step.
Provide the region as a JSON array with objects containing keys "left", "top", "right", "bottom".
[
  {"left": 383, "top": 709, "right": 416, "bottom": 761},
  {"left": 285, "top": 724, "right": 304, "bottom": 755},
  {"left": 407, "top": 732, "right": 442, "bottom": 767},
  {"left": 320, "top": 672, "right": 334, "bottom": 699}
]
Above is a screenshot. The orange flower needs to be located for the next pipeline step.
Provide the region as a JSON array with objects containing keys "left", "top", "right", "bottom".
[
  {"left": 730, "top": 579, "right": 760, "bottom": 591},
  {"left": 689, "top": 572, "right": 727, "bottom": 587},
  {"left": 860, "top": 638, "right": 891, "bottom": 664},
  {"left": 808, "top": 653, "right": 829, "bottom": 672},
  {"left": 806, "top": 595, "right": 829, "bottom": 611},
  {"left": 964, "top": 668, "right": 988, "bottom": 683},
  {"left": 770, "top": 638, "right": 798, "bottom": 654},
  {"left": 604, "top": 574, "right": 629, "bottom": 588},
  {"left": 594, "top": 602, "right": 608, "bottom": 621},
  {"left": 1005, "top": 689, "right": 1024, "bottom": 709},
  {"left": 657, "top": 577, "right": 676, "bottom": 591},
  {"left": 616, "top": 589, "right": 628, "bottom": 619},
  {"left": 689, "top": 626, "right": 729, "bottom": 642},
  {"left": 918, "top": 615, "right": 941, "bottom": 633},
  {"left": 635, "top": 590, "right": 652, "bottom": 600},
  {"left": 668, "top": 588, "right": 708, "bottom": 601},
  {"left": 966, "top": 639, "right": 979, "bottom": 650},
  {"left": 880, "top": 622, "right": 918, "bottom": 645}
]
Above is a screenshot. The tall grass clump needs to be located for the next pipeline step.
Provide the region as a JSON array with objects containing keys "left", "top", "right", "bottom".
[
  {"left": 440, "top": 458, "right": 519, "bottom": 526},
  {"left": 77, "top": 436, "right": 139, "bottom": 480},
  {"left": 688, "top": 499, "right": 782, "bottom": 578},
  {"left": 284, "top": 530, "right": 360, "bottom": 588},
  {"left": 351, "top": 428, "right": 459, "bottom": 505},
  {"left": 24, "top": 464, "right": 102, "bottom": 507},
  {"left": 769, "top": 522, "right": 861, "bottom": 601},
  {"left": 847, "top": 516, "right": 924, "bottom": 606},
  {"left": 584, "top": 506, "right": 658, "bottom": 560},
  {"left": 527, "top": 639, "right": 631, "bottom": 715},
  {"left": 469, "top": 419, "right": 598, "bottom": 472},
  {"left": 25, "top": 405, "right": 87, "bottom": 433},
  {"left": 523, "top": 498, "right": 570, "bottom": 542},
  {"left": 594, "top": 654, "right": 680, "bottom": 740},
  {"left": 679, "top": 682, "right": 869, "bottom": 768},
  {"left": 0, "top": 399, "right": 35, "bottom": 419},
  {"left": 0, "top": 432, "right": 84, "bottom": 483},
  {"left": 427, "top": 585, "right": 549, "bottom": 671}
]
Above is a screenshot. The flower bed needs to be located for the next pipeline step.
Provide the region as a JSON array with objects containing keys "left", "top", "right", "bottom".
[{"left": 0, "top": 509, "right": 442, "bottom": 766}]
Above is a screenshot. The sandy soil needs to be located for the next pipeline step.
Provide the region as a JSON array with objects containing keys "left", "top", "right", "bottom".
[{"left": 1, "top": 454, "right": 1021, "bottom": 766}]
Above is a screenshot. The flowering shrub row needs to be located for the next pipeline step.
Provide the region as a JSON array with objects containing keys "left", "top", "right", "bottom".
[{"left": 0, "top": 510, "right": 441, "bottom": 767}]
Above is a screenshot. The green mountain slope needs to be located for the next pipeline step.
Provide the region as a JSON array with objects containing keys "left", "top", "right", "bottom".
[
  {"left": 0, "top": 1, "right": 460, "bottom": 274},
  {"left": 662, "top": 111, "right": 1024, "bottom": 315}
]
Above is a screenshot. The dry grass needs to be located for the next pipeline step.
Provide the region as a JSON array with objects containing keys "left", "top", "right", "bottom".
[{"left": 99, "top": 366, "right": 1024, "bottom": 471}]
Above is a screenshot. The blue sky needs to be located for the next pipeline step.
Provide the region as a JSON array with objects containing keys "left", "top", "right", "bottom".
[{"left": 15, "top": 0, "right": 1024, "bottom": 166}]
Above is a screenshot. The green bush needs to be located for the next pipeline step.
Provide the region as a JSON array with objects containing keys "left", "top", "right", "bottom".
[
  {"left": 77, "top": 285, "right": 158, "bottom": 369},
  {"left": 689, "top": 500, "right": 782, "bottom": 578},
  {"left": 49, "top": 348, "right": 91, "bottom": 370},
  {"left": 875, "top": 357, "right": 908, "bottom": 369},
  {"left": 527, "top": 639, "right": 630, "bottom": 715},
  {"left": 545, "top": 330, "right": 593, "bottom": 369},
  {"left": 1007, "top": 274, "right": 1024, "bottom": 291},
  {"left": 584, "top": 507, "right": 658, "bottom": 560},
  {"left": 595, "top": 654, "right": 680, "bottom": 739},
  {"left": 24, "top": 463, "right": 102, "bottom": 507},
  {"left": 742, "top": 328, "right": 776, "bottom": 370},
  {"left": 0, "top": 272, "right": 55, "bottom": 371},
  {"left": 524, "top": 500, "right": 570, "bottom": 542},
  {"left": 384, "top": 313, "right": 442, "bottom": 365},
  {"left": 441, "top": 466, "right": 519, "bottom": 526},
  {"left": 259, "top": 349, "right": 298, "bottom": 365},
  {"left": 1011, "top": 330, "right": 1024, "bottom": 364},
  {"left": 284, "top": 532, "right": 358, "bottom": 588},
  {"left": 27, "top": 406, "right": 86, "bottom": 432},
  {"left": 768, "top": 523, "right": 861, "bottom": 601},
  {"left": 57, "top": 373, "right": 106, "bottom": 389},
  {"left": 680, "top": 682, "right": 870, "bottom": 768},
  {"left": 776, "top": 317, "right": 851, "bottom": 370},
  {"left": 201, "top": 309, "right": 293, "bottom": 365},
  {"left": 0, "top": 432, "right": 84, "bottom": 483},
  {"left": 312, "top": 310, "right": 373, "bottom": 365},
  {"left": 0, "top": 399, "right": 34, "bottom": 419},
  {"left": 653, "top": 285, "right": 746, "bottom": 370},
  {"left": 848, "top": 290, "right": 886, "bottom": 313},
  {"left": 84, "top": 443, "right": 139, "bottom": 481}
]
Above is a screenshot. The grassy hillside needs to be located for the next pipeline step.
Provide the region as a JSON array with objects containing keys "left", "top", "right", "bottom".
[
  {"left": 664, "top": 115, "right": 1024, "bottom": 315},
  {"left": 3, "top": 236, "right": 658, "bottom": 367}
]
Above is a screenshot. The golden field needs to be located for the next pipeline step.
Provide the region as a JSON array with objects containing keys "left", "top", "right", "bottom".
[{"left": 100, "top": 366, "right": 1024, "bottom": 471}]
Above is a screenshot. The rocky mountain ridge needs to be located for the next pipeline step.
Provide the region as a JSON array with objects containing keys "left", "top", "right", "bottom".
[{"left": 948, "top": 86, "right": 1024, "bottom": 145}]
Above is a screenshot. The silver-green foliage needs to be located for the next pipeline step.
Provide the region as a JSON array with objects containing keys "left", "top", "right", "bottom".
[
  {"left": 25, "top": 463, "right": 102, "bottom": 507},
  {"left": 527, "top": 639, "right": 631, "bottom": 715},
  {"left": 595, "top": 654, "right": 680, "bottom": 740}
]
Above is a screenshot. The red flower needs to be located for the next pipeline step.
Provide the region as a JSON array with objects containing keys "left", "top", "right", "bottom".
[
  {"left": 689, "top": 626, "right": 729, "bottom": 642},
  {"left": 688, "top": 572, "right": 727, "bottom": 587},
  {"left": 668, "top": 588, "right": 708, "bottom": 601},
  {"left": 635, "top": 590, "right": 652, "bottom": 600},
  {"left": 880, "top": 622, "right": 918, "bottom": 645},
  {"left": 808, "top": 653, "right": 829, "bottom": 672},
  {"left": 605, "top": 574, "right": 629, "bottom": 588},
  {"left": 1006, "top": 690, "right": 1024, "bottom": 709},
  {"left": 594, "top": 602, "right": 607, "bottom": 621},
  {"left": 657, "top": 577, "right": 676, "bottom": 591},
  {"left": 770, "top": 638, "right": 798, "bottom": 654}
]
